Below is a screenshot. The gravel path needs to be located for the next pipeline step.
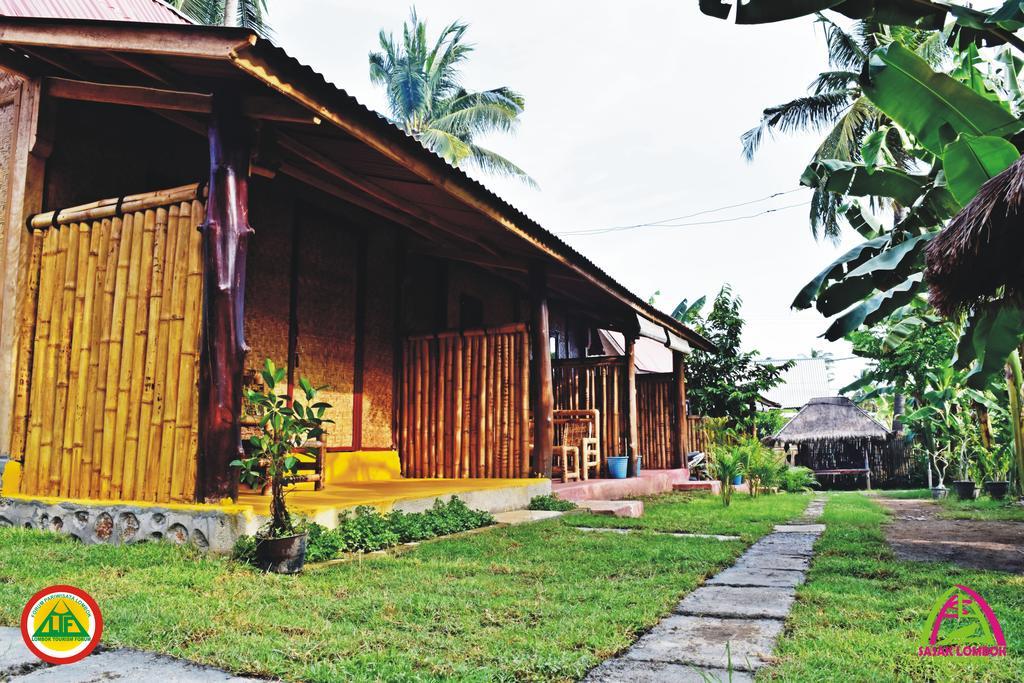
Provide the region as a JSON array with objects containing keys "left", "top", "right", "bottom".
[{"left": 583, "top": 496, "right": 827, "bottom": 682}]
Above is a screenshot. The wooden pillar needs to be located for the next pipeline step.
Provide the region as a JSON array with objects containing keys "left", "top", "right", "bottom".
[
  {"left": 0, "top": 77, "right": 50, "bottom": 464},
  {"left": 625, "top": 336, "right": 639, "bottom": 476},
  {"left": 196, "top": 94, "right": 252, "bottom": 503},
  {"left": 529, "top": 262, "right": 553, "bottom": 478},
  {"left": 672, "top": 350, "right": 689, "bottom": 468}
]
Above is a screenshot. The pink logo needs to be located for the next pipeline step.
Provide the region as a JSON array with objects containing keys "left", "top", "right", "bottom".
[{"left": 918, "top": 585, "right": 1006, "bottom": 657}]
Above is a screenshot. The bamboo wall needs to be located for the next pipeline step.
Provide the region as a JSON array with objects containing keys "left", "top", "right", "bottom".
[
  {"left": 12, "top": 190, "right": 204, "bottom": 503},
  {"left": 399, "top": 324, "right": 530, "bottom": 478},
  {"left": 686, "top": 415, "right": 711, "bottom": 454},
  {"left": 637, "top": 374, "right": 675, "bottom": 468},
  {"left": 552, "top": 357, "right": 627, "bottom": 460}
]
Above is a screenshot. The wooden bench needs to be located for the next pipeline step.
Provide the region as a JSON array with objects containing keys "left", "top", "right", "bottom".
[{"left": 814, "top": 468, "right": 871, "bottom": 490}]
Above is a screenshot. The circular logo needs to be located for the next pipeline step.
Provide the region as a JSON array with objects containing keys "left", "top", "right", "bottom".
[{"left": 20, "top": 585, "right": 102, "bottom": 665}]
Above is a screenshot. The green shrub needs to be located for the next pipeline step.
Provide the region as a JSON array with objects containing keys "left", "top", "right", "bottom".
[
  {"left": 388, "top": 509, "right": 437, "bottom": 543},
  {"left": 337, "top": 506, "right": 400, "bottom": 552},
  {"left": 422, "top": 497, "right": 495, "bottom": 535},
  {"left": 305, "top": 521, "right": 346, "bottom": 562},
  {"left": 782, "top": 466, "right": 819, "bottom": 493},
  {"left": 231, "top": 534, "right": 258, "bottom": 564},
  {"left": 709, "top": 447, "right": 743, "bottom": 507},
  {"left": 527, "top": 494, "right": 578, "bottom": 511}
]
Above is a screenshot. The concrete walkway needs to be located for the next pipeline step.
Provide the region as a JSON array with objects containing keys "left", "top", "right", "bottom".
[
  {"left": 0, "top": 628, "right": 265, "bottom": 682},
  {"left": 584, "top": 496, "right": 827, "bottom": 682}
]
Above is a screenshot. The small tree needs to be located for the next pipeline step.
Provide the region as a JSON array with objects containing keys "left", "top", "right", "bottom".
[
  {"left": 709, "top": 447, "right": 744, "bottom": 507},
  {"left": 231, "top": 359, "right": 332, "bottom": 538}
]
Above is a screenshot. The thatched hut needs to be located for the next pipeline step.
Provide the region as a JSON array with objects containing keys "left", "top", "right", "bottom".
[
  {"left": 925, "top": 155, "right": 1024, "bottom": 317},
  {"left": 770, "top": 397, "right": 913, "bottom": 489}
]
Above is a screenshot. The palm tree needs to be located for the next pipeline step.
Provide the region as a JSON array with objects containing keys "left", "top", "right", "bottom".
[
  {"left": 369, "top": 9, "right": 535, "bottom": 186},
  {"left": 743, "top": 17, "right": 946, "bottom": 239},
  {"left": 172, "top": 0, "right": 271, "bottom": 37}
]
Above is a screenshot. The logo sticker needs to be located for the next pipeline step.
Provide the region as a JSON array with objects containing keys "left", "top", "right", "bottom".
[
  {"left": 918, "top": 584, "right": 1006, "bottom": 657},
  {"left": 20, "top": 585, "right": 103, "bottom": 665}
]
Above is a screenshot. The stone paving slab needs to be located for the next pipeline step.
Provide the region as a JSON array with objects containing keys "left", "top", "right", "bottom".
[
  {"left": 706, "top": 566, "right": 807, "bottom": 588},
  {"left": 0, "top": 628, "right": 40, "bottom": 677},
  {"left": 732, "top": 552, "right": 811, "bottom": 572},
  {"left": 491, "top": 509, "right": 563, "bottom": 524},
  {"left": 585, "top": 658, "right": 753, "bottom": 682},
  {"left": 621, "top": 615, "right": 784, "bottom": 671},
  {"left": 774, "top": 524, "right": 826, "bottom": 533},
  {"left": 576, "top": 500, "right": 644, "bottom": 517},
  {"left": 574, "top": 527, "right": 740, "bottom": 541},
  {"left": 12, "top": 651, "right": 267, "bottom": 682},
  {"left": 676, "top": 585, "right": 795, "bottom": 620}
]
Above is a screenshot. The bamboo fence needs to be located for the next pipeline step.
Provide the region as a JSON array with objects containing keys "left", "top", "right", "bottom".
[
  {"left": 686, "top": 415, "right": 712, "bottom": 454},
  {"left": 399, "top": 324, "right": 530, "bottom": 478},
  {"left": 552, "top": 357, "right": 627, "bottom": 467},
  {"left": 12, "top": 186, "right": 204, "bottom": 503}
]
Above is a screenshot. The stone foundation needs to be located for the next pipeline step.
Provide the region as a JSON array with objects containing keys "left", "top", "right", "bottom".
[{"left": 0, "top": 498, "right": 256, "bottom": 553}]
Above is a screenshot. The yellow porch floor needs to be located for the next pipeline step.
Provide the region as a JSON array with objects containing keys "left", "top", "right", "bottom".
[{"left": 236, "top": 478, "right": 543, "bottom": 517}]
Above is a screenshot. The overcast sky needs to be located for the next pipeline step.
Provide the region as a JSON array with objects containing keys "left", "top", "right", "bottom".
[{"left": 272, "top": 1, "right": 868, "bottom": 387}]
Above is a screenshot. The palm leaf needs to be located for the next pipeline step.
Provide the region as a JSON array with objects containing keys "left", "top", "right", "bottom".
[{"left": 466, "top": 145, "right": 538, "bottom": 188}]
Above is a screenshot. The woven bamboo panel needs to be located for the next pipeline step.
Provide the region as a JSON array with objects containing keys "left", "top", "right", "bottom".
[
  {"left": 13, "top": 197, "right": 204, "bottom": 503},
  {"left": 552, "top": 358, "right": 628, "bottom": 469},
  {"left": 295, "top": 213, "right": 355, "bottom": 448},
  {"left": 686, "top": 415, "right": 711, "bottom": 454},
  {"left": 399, "top": 324, "right": 530, "bottom": 478},
  {"left": 361, "top": 232, "right": 396, "bottom": 448},
  {"left": 637, "top": 374, "right": 674, "bottom": 469}
]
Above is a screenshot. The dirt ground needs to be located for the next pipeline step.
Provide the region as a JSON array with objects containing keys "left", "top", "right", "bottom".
[{"left": 878, "top": 497, "right": 1024, "bottom": 574}]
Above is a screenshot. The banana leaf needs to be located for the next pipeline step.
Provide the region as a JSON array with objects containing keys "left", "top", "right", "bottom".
[
  {"left": 801, "top": 159, "right": 930, "bottom": 205},
  {"left": 838, "top": 201, "right": 883, "bottom": 238},
  {"left": 822, "top": 275, "right": 923, "bottom": 341},
  {"left": 791, "top": 236, "right": 889, "bottom": 310},
  {"left": 942, "top": 134, "right": 1020, "bottom": 205},
  {"left": 958, "top": 299, "right": 1024, "bottom": 389},
  {"left": 814, "top": 235, "right": 928, "bottom": 316},
  {"left": 698, "top": 0, "right": 845, "bottom": 22},
  {"left": 861, "top": 44, "right": 1024, "bottom": 156}
]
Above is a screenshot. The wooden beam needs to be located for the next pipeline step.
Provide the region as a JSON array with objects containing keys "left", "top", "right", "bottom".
[
  {"left": 103, "top": 51, "right": 178, "bottom": 87},
  {"left": 277, "top": 134, "right": 500, "bottom": 256},
  {"left": 530, "top": 262, "right": 553, "bottom": 478},
  {"left": 45, "top": 77, "right": 316, "bottom": 124},
  {"left": 626, "top": 336, "right": 639, "bottom": 475},
  {"left": 196, "top": 93, "right": 251, "bottom": 504},
  {"left": 672, "top": 351, "right": 689, "bottom": 469},
  {"left": 0, "top": 20, "right": 256, "bottom": 59}
]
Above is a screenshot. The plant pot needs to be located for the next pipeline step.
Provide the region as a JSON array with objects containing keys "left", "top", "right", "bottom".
[
  {"left": 984, "top": 481, "right": 1010, "bottom": 500},
  {"left": 255, "top": 532, "right": 308, "bottom": 574},
  {"left": 952, "top": 480, "right": 977, "bottom": 500},
  {"left": 930, "top": 486, "right": 948, "bottom": 500},
  {"left": 732, "top": 475, "right": 743, "bottom": 485},
  {"left": 607, "top": 456, "right": 628, "bottom": 479}
]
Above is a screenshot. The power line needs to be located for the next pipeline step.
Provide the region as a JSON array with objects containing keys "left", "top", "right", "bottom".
[{"left": 559, "top": 194, "right": 809, "bottom": 236}]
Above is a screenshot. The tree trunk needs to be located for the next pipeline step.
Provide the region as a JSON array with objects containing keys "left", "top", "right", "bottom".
[
  {"left": 223, "top": 0, "right": 240, "bottom": 26},
  {"left": 892, "top": 393, "right": 904, "bottom": 433},
  {"left": 529, "top": 262, "right": 552, "bottom": 478},
  {"left": 196, "top": 94, "right": 252, "bottom": 503},
  {"left": 270, "top": 474, "right": 287, "bottom": 535}
]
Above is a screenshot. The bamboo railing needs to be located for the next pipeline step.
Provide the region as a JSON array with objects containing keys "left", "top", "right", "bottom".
[
  {"left": 552, "top": 357, "right": 627, "bottom": 467},
  {"left": 12, "top": 186, "right": 204, "bottom": 503},
  {"left": 637, "top": 374, "right": 675, "bottom": 469},
  {"left": 399, "top": 324, "right": 530, "bottom": 478}
]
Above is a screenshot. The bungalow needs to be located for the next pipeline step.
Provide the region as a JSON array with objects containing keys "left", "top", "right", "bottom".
[{"left": 0, "top": 15, "right": 712, "bottom": 549}]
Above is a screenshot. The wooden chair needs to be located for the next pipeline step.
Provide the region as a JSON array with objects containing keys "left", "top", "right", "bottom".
[{"left": 553, "top": 409, "right": 601, "bottom": 482}]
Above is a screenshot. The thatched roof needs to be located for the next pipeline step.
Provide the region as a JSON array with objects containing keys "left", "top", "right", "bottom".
[
  {"left": 925, "top": 155, "right": 1024, "bottom": 317},
  {"left": 770, "top": 396, "right": 891, "bottom": 444}
]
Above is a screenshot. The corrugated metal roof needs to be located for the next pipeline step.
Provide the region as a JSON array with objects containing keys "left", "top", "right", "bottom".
[{"left": 0, "top": 0, "right": 190, "bottom": 24}]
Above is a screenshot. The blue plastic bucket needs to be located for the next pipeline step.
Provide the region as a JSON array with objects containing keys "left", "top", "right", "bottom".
[
  {"left": 636, "top": 457, "right": 642, "bottom": 475},
  {"left": 733, "top": 474, "right": 743, "bottom": 485},
  {"left": 607, "top": 456, "right": 628, "bottom": 479}
]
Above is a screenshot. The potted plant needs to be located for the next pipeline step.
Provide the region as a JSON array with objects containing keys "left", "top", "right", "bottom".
[
  {"left": 980, "top": 446, "right": 1011, "bottom": 500},
  {"left": 929, "top": 449, "right": 950, "bottom": 499},
  {"left": 232, "top": 359, "right": 332, "bottom": 574}
]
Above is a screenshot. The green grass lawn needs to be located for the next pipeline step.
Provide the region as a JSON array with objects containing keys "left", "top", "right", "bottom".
[
  {"left": 763, "top": 493, "right": 1024, "bottom": 682},
  {"left": 563, "top": 491, "right": 812, "bottom": 541},
  {"left": 0, "top": 492, "right": 807, "bottom": 683},
  {"left": 879, "top": 488, "right": 1024, "bottom": 521}
]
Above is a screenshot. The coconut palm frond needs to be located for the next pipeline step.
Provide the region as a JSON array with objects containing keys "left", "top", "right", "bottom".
[
  {"left": 173, "top": 0, "right": 222, "bottom": 25},
  {"left": 432, "top": 88, "right": 525, "bottom": 135},
  {"left": 810, "top": 70, "right": 860, "bottom": 95},
  {"left": 818, "top": 15, "right": 866, "bottom": 71},
  {"left": 742, "top": 91, "right": 854, "bottom": 161},
  {"left": 236, "top": 0, "right": 271, "bottom": 38},
  {"left": 466, "top": 144, "right": 538, "bottom": 188},
  {"left": 815, "top": 96, "right": 876, "bottom": 161},
  {"left": 416, "top": 127, "right": 474, "bottom": 164}
]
